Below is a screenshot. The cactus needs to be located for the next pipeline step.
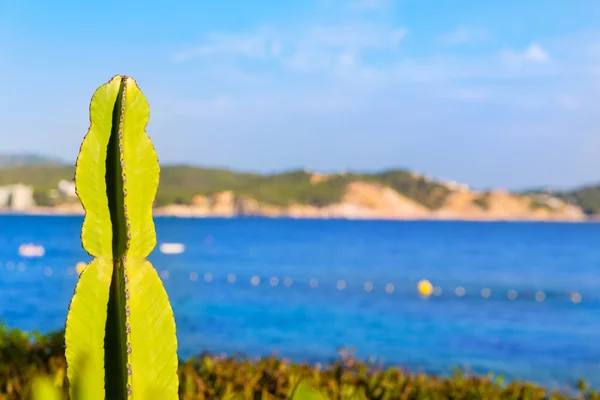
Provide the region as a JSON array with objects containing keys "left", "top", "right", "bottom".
[
  {"left": 63, "top": 75, "right": 178, "bottom": 400},
  {"left": 27, "top": 75, "right": 326, "bottom": 400}
]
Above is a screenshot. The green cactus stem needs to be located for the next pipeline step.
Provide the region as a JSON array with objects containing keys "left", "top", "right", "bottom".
[{"left": 64, "top": 75, "right": 178, "bottom": 400}]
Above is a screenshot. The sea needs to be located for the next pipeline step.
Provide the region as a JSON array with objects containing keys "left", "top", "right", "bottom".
[{"left": 0, "top": 215, "right": 599, "bottom": 388}]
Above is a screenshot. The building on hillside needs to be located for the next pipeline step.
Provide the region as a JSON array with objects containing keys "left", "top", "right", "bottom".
[
  {"left": 0, "top": 184, "right": 35, "bottom": 210},
  {"left": 0, "top": 187, "right": 10, "bottom": 207},
  {"left": 57, "top": 179, "right": 77, "bottom": 198},
  {"left": 9, "top": 184, "right": 34, "bottom": 210},
  {"left": 443, "top": 180, "right": 470, "bottom": 192}
]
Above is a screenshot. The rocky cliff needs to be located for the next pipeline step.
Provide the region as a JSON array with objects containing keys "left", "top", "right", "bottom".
[{"left": 152, "top": 180, "right": 586, "bottom": 221}]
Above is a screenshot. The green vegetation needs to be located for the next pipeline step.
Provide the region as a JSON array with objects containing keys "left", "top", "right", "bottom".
[
  {"left": 4, "top": 151, "right": 600, "bottom": 213},
  {"left": 0, "top": 325, "right": 596, "bottom": 400},
  {"left": 0, "top": 165, "right": 75, "bottom": 193},
  {"left": 2, "top": 161, "right": 599, "bottom": 214},
  {"left": 363, "top": 170, "right": 452, "bottom": 209},
  {"left": 529, "top": 199, "right": 553, "bottom": 212},
  {"left": 238, "top": 171, "right": 353, "bottom": 207},
  {"left": 519, "top": 187, "right": 600, "bottom": 215},
  {"left": 157, "top": 168, "right": 352, "bottom": 207},
  {"left": 0, "top": 165, "right": 455, "bottom": 210},
  {"left": 472, "top": 193, "right": 491, "bottom": 210},
  {"left": 553, "top": 186, "right": 600, "bottom": 215},
  {"left": 32, "top": 188, "right": 56, "bottom": 207}
]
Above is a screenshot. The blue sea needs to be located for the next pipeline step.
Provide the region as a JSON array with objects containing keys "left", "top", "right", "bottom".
[{"left": 1, "top": 215, "right": 599, "bottom": 387}]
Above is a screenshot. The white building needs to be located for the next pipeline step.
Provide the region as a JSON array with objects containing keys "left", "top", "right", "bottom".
[
  {"left": 0, "top": 187, "right": 10, "bottom": 207},
  {"left": 9, "top": 184, "right": 34, "bottom": 210},
  {"left": 0, "top": 184, "right": 35, "bottom": 210},
  {"left": 57, "top": 179, "right": 77, "bottom": 198}
]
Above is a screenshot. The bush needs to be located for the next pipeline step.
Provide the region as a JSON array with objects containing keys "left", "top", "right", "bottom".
[{"left": 0, "top": 325, "right": 597, "bottom": 400}]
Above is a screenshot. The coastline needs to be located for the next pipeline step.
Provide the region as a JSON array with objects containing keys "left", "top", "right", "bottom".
[
  {"left": 0, "top": 171, "right": 594, "bottom": 224},
  {"left": 0, "top": 207, "right": 593, "bottom": 223}
]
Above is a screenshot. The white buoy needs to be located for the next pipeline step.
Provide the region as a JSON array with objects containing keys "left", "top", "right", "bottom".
[
  {"left": 18, "top": 243, "right": 45, "bottom": 258},
  {"left": 159, "top": 243, "right": 185, "bottom": 254}
]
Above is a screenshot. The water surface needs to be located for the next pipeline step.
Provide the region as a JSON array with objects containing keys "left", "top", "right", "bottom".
[{"left": 0, "top": 216, "right": 598, "bottom": 386}]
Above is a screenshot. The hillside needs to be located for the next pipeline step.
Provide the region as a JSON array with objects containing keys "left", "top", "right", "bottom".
[
  {"left": 534, "top": 186, "right": 600, "bottom": 216},
  {"left": 0, "top": 163, "right": 595, "bottom": 220},
  {"left": 0, "top": 165, "right": 451, "bottom": 208},
  {"left": 0, "top": 153, "right": 63, "bottom": 167}
]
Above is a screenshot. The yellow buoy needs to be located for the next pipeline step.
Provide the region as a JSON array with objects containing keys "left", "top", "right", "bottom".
[
  {"left": 75, "top": 262, "right": 87, "bottom": 275},
  {"left": 417, "top": 279, "right": 433, "bottom": 297}
]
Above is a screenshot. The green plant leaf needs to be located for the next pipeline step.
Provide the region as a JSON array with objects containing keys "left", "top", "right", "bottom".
[
  {"left": 127, "top": 260, "right": 178, "bottom": 398},
  {"left": 66, "top": 75, "right": 178, "bottom": 400},
  {"left": 71, "top": 354, "right": 101, "bottom": 400},
  {"left": 290, "top": 380, "right": 328, "bottom": 400},
  {"left": 118, "top": 76, "right": 178, "bottom": 399},
  {"left": 66, "top": 75, "right": 124, "bottom": 399},
  {"left": 119, "top": 77, "right": 159, "bottom": 260},
  {"left": 64, "top": 258, "right": 112, "bottom": 400},
  {"left": 103, "top": 75, "right": 129, "bottom": 399},
  {"left": 76, "top": 75, "right": 122, "bottom": 259},
  {"left": 29, "top": 376, "right": 64, "bottom": 400}
]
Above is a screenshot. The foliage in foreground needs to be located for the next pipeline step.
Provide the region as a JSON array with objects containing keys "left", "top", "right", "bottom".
[{"left": 0, "top": 325, "right": 597, "bottom": 400}]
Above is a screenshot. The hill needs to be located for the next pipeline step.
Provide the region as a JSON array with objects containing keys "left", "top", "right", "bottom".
[
  {"left": 524, "top": 185, "right": 600, "bottom": 216},
  {"left": 0, "top": 164, "right": 451, "bottom": 207},
  {"left": 0, "top": 163, "right": 594, "bottom": 221},
  {"left": 0, "top": 153, "right": 63, "bottom": 167}
]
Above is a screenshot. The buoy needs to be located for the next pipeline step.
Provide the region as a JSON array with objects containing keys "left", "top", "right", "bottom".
[
  {"left": 18, "top": 243, "right": 45, "bottom": 258},
  {"left": 76, "top": 262, "right": 87, "bottom": 275},
  {"left": 159, "top": 243, "right": 185, "bottom": 255},
  {"left": 417, "top": 279, "right": 433, "bottom": 297}
]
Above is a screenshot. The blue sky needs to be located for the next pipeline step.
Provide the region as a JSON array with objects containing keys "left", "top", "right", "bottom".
[{"left": 0, "top": 0, "right": 598, "bottom": 189}]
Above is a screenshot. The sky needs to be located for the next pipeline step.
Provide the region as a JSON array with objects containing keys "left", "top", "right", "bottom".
[{"left": 0, "top": 0, "right": 598, "bottom": 189}]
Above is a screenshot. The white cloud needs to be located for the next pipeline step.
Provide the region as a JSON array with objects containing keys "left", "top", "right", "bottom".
[
  {"left": 153, "top": 28, "right": 600, "bottom": 188},
  {"left": 301, "top": 24, "right": 406, "bottom": 49},
  {"left": 523, "top": 43, "right": 550, "bottom": 62},
  {"left": 501, "top": 43, "right": 550, "bottom": 66},
  {"left": 284, "top": 24, "right": 406, "bottom": 74},
  {"left": 172, "top": 31, "right": 277, "bottom": 62},
  {"left": 438, "top": 26, "right": 490, "bottom": 45},
  {"left": 168, "top": 23, "right": 598, "bottom": 117},
  {"left": 172, "top": 22, "right": 408, "bottom": 81},
  {"left": 173, "top": 25, "right": 573, "bottom": 86}
]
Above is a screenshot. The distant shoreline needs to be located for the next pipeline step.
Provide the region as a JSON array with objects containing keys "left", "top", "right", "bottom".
[{"left": 0, "top": 208, "right": 594, "bottom": 223}]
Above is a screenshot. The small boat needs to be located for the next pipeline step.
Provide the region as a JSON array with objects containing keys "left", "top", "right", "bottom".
[
  {"left": 18, "top": 243, "right": 45, "bottom": 258},
  {"left": 159, "top": 243, "right": 185, "bottom": 255}
]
